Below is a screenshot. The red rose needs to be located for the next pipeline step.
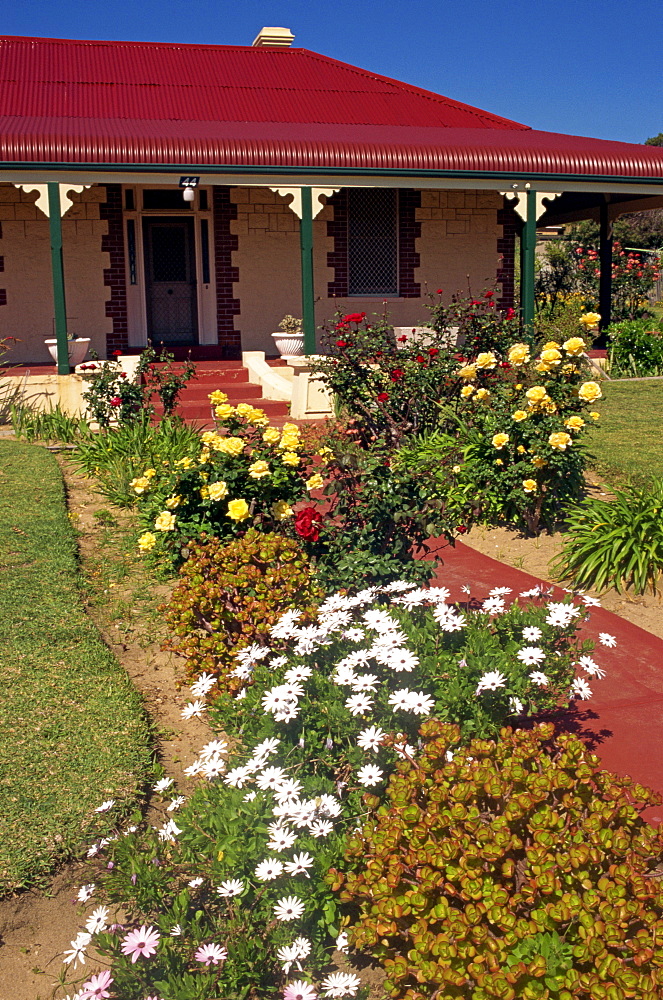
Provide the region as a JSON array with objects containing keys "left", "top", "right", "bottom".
[
  {"left": 110, "top": 396, "right": 122, "bottom": 407},
  {"left": 484, "top": 290, "right": 494, "bottom": 299},
  {"left": 456, "top": 524, "right": 467, "bottom": 534},
  {"left": 112, "top": 350, "right": 122, "bottom": 356},
  {"left": 119, "top": 372, "right": 127, "bottom": 378},
  {"left": 428, "top": 348, "right": 439, "bottom": 356},
  {"left": 342, "top": 312, "right": 366, "bottom": 324},
  {"left": 377, "top": 392, "right": 389, "bottom": 402},
  {"left": 397, "top": 335, "right": 408, "bottom": 342},
  {"left": 389, "top": 369, "right": 403, "bottom": 381},
  {"left": 416, "top": 355, "right": 426, "bottom": 363},
  {"left": 336, "top": 340, "right": 348, "bottom": 348},
  {"left": 436, "top": 288, "right": 443, "bottom": 294},
  {"left": 505, "top": 308, "right": 515, "bottom": 320},
  {"left": 294, "top": 506, "right": 322, "bottom": 542}
]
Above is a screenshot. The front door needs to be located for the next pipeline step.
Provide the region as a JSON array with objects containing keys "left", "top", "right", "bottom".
[{"left": 143, "top": 217, "right": 198, "bottom": 344}]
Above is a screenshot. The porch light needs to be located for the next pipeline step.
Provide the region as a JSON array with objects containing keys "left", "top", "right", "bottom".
[{"left": 180, "top": 176, "right": 199, "bottom": 202}]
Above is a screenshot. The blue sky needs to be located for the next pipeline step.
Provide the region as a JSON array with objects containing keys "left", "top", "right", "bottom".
[{"left": 4, "top": 0, "right": 661, "bottom": 144}]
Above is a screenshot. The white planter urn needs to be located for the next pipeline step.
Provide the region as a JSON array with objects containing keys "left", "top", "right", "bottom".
[
  {"left": 271, "top": 331, "right": 305, "bottom": 358},
  {"left": 45, "top": 338, "right": 91, "bottom": 366}
]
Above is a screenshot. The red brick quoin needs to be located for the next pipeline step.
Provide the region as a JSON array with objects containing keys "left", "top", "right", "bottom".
[
  {"left": 100, "top": 184, "right": 129, "bottom": 356},
  {"left": 213, "top": 187, "right": 241, "bottom": 359}
]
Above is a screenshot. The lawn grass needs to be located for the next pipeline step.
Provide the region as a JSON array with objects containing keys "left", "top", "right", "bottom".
[
  {"left": 586, "top": 378, "right": 663, "bottom": 486},
  {"left": 0, "top": 441, "right": 153, "bottom": 894}
]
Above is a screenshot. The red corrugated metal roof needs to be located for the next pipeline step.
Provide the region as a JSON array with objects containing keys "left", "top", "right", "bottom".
[{"left": 1, "top": 35, "right": 662, "bottom": 181}]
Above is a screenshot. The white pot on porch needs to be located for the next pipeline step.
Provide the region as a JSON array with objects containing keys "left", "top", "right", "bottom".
[
  {"left": 45, "top": 338, "right": 91, "bottom": 366},
  {"left": 271, "top": 331, "right": 305, "bottom": 358}
]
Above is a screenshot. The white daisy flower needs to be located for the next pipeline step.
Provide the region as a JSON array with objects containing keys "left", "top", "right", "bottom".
[
  {"left": 224, "top": 765, "right": 253, "bottom": 788},
  {"left": 275, "top": 779, "right": 303, "bottom": 804},
  {"left": 357, "top": 726, "right": 386, "bottom": 753},
  {"left": 599, "top": 633, "right": 617, "bottom": 647},
  {"left": 216, "top": 879, "right": 244, "bottom": 897},
  {"left": 408, "top": 691, "right": 435, "bottom": 715},
  {"left": 62, "top": 932, "right": 92, "bottom": 968},
  {"left": 316, "top": 794, "right": 342, "bottom": 817},
  {"left": 516, "top": 646, "right": 545, "bottom": 666},
  {"left": 181, "top": 700, "right": 206, "bottom": 720},
  {"left": 345, "top": 693, "right": 373, "bottom": 716},
  {"left": 269, "top": 655, "right": 288, "bottom": 669},
  {"left": 387, "top": 689, "right": 414, "bottom": 711},
  {"left": 350, "top": 673, "right": 379, "bottom": 691},
  {"left": 393, "top": 740, "right": 416, "bottom": 759},
  {"left": 94, "top": 799, "right": 115, "bottom": 813},
  {"left": 522, "top": 626, "right": 542, "bottom": 641},
  {"left": 273, "top": 895, "right": 306, "bottom": 921},
  {"left": 153, "top": 777, "right": 174, "bottom": 793},
  {"left": 188, "top": 877, "right": 204, "bottom": 888},
  {"left": 482, "top": 597, "right": 506, "bottom": 615},
  {"left": 509, "top": 696, "right": 524, "bottom": 714},
  {"left": 489, "top": 586, "right": 512, "bottom": 597},
  {"left": 308, "top": 819, "right": 334, "bottom": 838},
  {"left": 362, "top": 609, "right": 400, "bottom": 631},
  {"left": 190, "top": 672, "right": 217, "bottom": 696},
  {"left": 342, "top": 627, "right": 365, "bottom": 642},
  {"left": 167, "top": 796, "right": 186, "bottom": 812},
  {"left": 284, "top": 852, "right": 315, "bottom": 877},
  {"left": 77, "top": 884, "right": 95, "bottom": 902},
  {"left": 252, "top": 737, "right": 281, "bottom": 758},
  {"left": 321, "top": 971, "right": 362, "bottom": 997},
  {"left": 529, "top": 671, "right": 548, "bottom": 686},
  {"left": 158, "top": 819, "right": 182, "bottom": 841},
  {"left": 571, "top": 677, "right": 593, "bottom": 700},
  {"left": 545, "top": 602, "right": 581, "bottom": 627},
  {"left": 578, "top": 655, "right": 606, "bottom": 679},
  {"left": 336, "top": 931, "right": 349, "bottom": 953},
  {"left": 199, "top": 738, "right": 229, "bottom": 759},
  {"left": 255, "top": 858, "right": 284, "bottom": 880},
  {"left": 581, "top": 595, "right": 601, "bottom": 607},
  {"left": 267, "top": 827, "right": 298, "bottom": 852},
  {"left": 269, "top": 610, "right": 303, "bottom": 639},
  {"left": 432, "top": 604, "right": 466, "bottom": 631},
  {"left": 284, "top": 665, "right": 313, "bottom": 683},
  {"left": 256, "top": 766, "right": 288, "bottom": 790},
  {"left": 382, "top": 579, "right": 416, "bottom": 592},
  {"left": 356, "top": 764, "right": 384, "bottom": 787},
  {"left": 475, "top": 670, "right": 507, "bottom": 694},
  {"left": 85, "top": 906, "right": 109, "bottom": 935},
  {"left": 201, "top": 755, "right": 226, "bottom": 779},
  {"left": 376, "top": 648, "right": 419, "bottom": 672}
]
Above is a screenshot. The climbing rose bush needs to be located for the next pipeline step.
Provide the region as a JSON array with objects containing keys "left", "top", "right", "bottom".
[{"left": 60, "top": 581, "right": 611, "bottom": 999}]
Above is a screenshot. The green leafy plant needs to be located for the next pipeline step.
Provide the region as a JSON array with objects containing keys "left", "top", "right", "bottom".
[
  {"left": 163, "top": 529, "right": 323, "bottom": 689},
  {"left": 74, "top": 413, "right": 201, "bottom": 507},
  {"left": 607, "top": 319, "right": 663, "bottom": 378},
  {"left": 333, "top": 721, "right": 663, "bottom": 1000},
  {"left": 551, "top": 478, "right": 663, "bottom": 594},
  {"left": 80, "top": 355, "right": 147, "bottom": 427},
  {"left": 10, "top": 402, "right": 92, "bottom": 444},
  {"left": 139, "top": 347, "right": 197, "bottom": 415}
]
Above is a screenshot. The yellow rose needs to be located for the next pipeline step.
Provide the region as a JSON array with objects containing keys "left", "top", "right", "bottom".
[
  {"left": 494, "top": 458, "right": 503, "bottom": 466},
  {"left": 247, "top": 407, "right": 269, "bottom": 426},
  {"left": 515, "top": 383, "right": 523, "bottom": 390},
  {"left": 217, "top": 436, "right": 245, "bottom": 457},
  {"left": 457, "top": 364, "right": 477, "bottom": 380},
  {"left": 539, "top": 348, "right": 562, "bottom": 365},
  {"left": 208, "top": 481, "right": 229, "bottom": 501},
  {"left": 271, "top": 500, "right": 293, "bottom": 520},
  {"left": 175, "top": 456, "right": 195, "bottom": 469},
  {"left": 517, "top": 445, "right": 526, "bottom": 454},
  {"left": 154, "top": 511, "right": 176, "bottom": 532},
  {"left": 263, "top": 427, "right": 281, "bottom": 444},
  {"left": 199, "top": 485, "right": 209, "bottom": 499},
  {"left": 144, "top": 468, "right": 157, "bottom": 478},
  {"left": 563, "top": 336, "right": 586, "bottom": 356},
  {"left": 227, "top": 499, "right": 250, "bottom": 521},
  {"left": 532, "top": 456, "right": 547, "bottom": 468},
  {"left": 130, "top": 476, "right": 151, "bottom": 494},
  {"left": 201, "top": 431, "right": 218, "bottom": 445},
  {"left": 208, "top": 390, "right": 229, "bottom": 405},
  {"left": 214, "top": 404, "right": 234, "bottom": 421},
  {"left": 525, "top": 385, "right": 548, "bottom": 404},
  {"left": 474, "top": 388, "right": 491, "bottom": 401},
  {"left": 565, "top": 416, "right": 585, "bottom": 431},
  {"left": 548, "top": 432, "right": 573, "bottom": 451},
  {"left": 579, "top": 312, "right": 601, "bottom": 329},
  {"left": 508, "top": 343, "right": 530, "bottom": 366},
  {"left": 279, "top": 434, "right": 302, "bottom": 452},
  {"left": 589, "top": 411, "right": 600, "bottom": 421},
  {"left": 452, "top": 465, "right": 461, "bottom": 473},
  {"left": 578, "top": 381, "right": 602, "bottom": 402},
  {"left": 281, "top": 451, "right": 300, "bottom": 467},
  {"left": 306, "top": 473, "right": 324, "bottom": 490},
  {"left": 543, "top": 399, "right": 558, "bottom": 414},
  {"left": 542, "top": 341, "right": 560, "bottom": 351},
  {"left": 235, "top": 403, "right": 254, "bottom": 417},
  {"left": 282, "top": 422, "right": 300, "bottom": 435},
  {"left": 165, "top": 494, "right": 182, "bottom": 509},
  {"left": 199, "top": 448, "right": 211, "bottom": 464},
  {"left": 460, "top": 384, "right": 475, "bottom": 398},
  {"left": 522, "top": 479, "right": 537, "bottom": 493},
  {"left": 512, "top": 410, "right": 528, "bottom": 422},
  {"left": 137, "top": 531, "right": 156, "bottom": 551},
  {"left": 475, "top": 352, "right": 498, "bottom": 370},
  {"left": 317, "top": 447, "right": 334, "bottom": 464},
  {"left": 248, "top": 460, "right": 271, "bottom": 479},
  {"left": 561, "top": 363, "right": 578, "bottom": 374},
  {"left": 492, "top": 433, "right": 510, "bottom": 450}
]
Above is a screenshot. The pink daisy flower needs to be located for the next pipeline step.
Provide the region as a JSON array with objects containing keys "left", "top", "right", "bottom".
[
  {"left": 80, "top": 970, "right": 114, "bottom": 999},
  {"left": 284, "top": 981, "right": 318, "bottom": 1000},
  {"left": 195, "top": 942, "right": 228, "bottom": 965},
  {"left": 120, "top": 925, "right": 160, "bottom": 963}
]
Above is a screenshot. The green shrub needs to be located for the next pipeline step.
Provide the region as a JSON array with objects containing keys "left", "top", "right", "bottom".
[
  {"left": 551, "top": 479, "right": 663, "bottom": 594},
  {"left": 607, "top": 319, "right": 663, "bottom": 378},
  {"left": 333, "top": 721, "right": 663, "bottom": 1000},
  {"left": 74, "top": 413, "right": 201, "bottom": 507},
  {"left": 163, "top": 529, "right": 323, "bottom": 690},
  {"left": 11, "top": 402, "right": 92, "bottom": 444}
]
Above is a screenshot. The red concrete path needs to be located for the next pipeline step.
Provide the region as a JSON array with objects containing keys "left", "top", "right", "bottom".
[{"left": 426, "top": 538, "right": 663, "bottom": 824}]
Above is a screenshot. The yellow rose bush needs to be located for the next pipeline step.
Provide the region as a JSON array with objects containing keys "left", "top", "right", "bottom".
[
  {"left": 131, "top": 402, "right": 324, "bottom": 564},
  {"left": 454, "top": 332, "right": 600, "bottom": 532}
]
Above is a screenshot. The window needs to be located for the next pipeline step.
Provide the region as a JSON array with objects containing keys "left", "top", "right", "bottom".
[{"left": 347, "top": 188, "right": 398, "bottom": 295}]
